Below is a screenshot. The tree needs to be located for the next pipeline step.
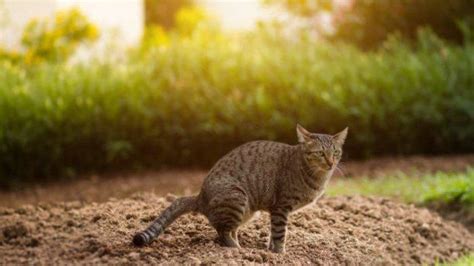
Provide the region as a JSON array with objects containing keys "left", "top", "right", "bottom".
[
  {"left": 144, "top": 0, "right": 194, "bottom": 29},
  {"left": 265, "top": 0, "right": 474, "bottom": 49}
]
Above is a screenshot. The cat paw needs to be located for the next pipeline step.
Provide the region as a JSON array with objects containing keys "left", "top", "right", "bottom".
[
  {"left": 269, "top": 246, "right": 285, "bottom": 253},
  {"left": 268, "top": 241, "right": 285, "bottom": 253}
]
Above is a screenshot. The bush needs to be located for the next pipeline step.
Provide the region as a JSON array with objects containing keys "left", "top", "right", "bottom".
[
  {"left": 140, "top": 6, "right": 214, "bottom": 52},
  {"left": 266, "top": 0, "right": 474, "bottom": 49},
  {"left": 0, "top": 27, "right": 473, "bottom": 187},
  {"left": 422, "top": 170, "right": 474, "bottom": 206},
  {"left": 332, "top": 0, "right": 474, "bottom": 49}
]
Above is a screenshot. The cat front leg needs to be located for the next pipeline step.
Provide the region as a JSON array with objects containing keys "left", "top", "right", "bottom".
[{"left": 269, "top": 208, "right": 289, "bottom": 253}]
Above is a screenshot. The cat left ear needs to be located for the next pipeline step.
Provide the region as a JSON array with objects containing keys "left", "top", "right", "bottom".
[{"left": 333, "top": 127, "right": 348, "bottom": 146}]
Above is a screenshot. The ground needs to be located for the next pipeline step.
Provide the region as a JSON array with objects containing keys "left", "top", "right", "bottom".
[
  {"left": 0, "top": 155, "right": 473, "bottom": 264},
  {"left": 0, "top": 194, "right": 472, "bottom": 264}
]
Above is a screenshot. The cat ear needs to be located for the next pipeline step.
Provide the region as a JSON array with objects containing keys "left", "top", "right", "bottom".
[
  {"left": 296, "top": 124, "right": 312, "bottom": 143},
  {"left": 333, "top": 127, "right": 348, "bottom": 146}
]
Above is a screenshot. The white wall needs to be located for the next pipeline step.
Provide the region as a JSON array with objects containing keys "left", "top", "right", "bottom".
[
  {"left": 0, "top": 0, "right": 144, "bottom": 49},
  {"left": 0, "top": 0, "right": 56, "bottom": 49},
  {"left": 0, "top": 0, "right": 283, "bottom": 51},
  {"left": 201, "top": 0, "right": 276, "bottom": 30},
  {"left": 57, "top": 0, "right": 144, "bottom": 46}
]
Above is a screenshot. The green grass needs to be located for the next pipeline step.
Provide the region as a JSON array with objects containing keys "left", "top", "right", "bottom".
[
  {"left": 437, "top": 253, "right": 474, "bottom": 266},
  {"left": 327, "top": 169, "right": 474, "bottom": 206},
  {"left": 1, "top": 26, "right": 474, "bottom": 185}
]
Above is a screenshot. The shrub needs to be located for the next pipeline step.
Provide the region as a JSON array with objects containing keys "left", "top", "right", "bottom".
[
  {"left": 422, "top": 170, "right": 474, "bottom": 205},
  {"left": 0, "top": 27, "right": 473, "bottom": 186},
  {"left": 331, "top": 0, "right": 474, "bottom": 49},
  {"left": 266, "top": 0, "right": 474, "bottom": 48},
  {"left": 140, "top": 6, "right": 215, "bottom": 54}
]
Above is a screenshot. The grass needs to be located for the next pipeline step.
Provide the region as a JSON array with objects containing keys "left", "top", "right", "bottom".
[
  {"left": 327, "top": 168, "right": 474, "bottom": 206},
  {"left": 438, "top": 253, "right": 474, "bottom": 266}
]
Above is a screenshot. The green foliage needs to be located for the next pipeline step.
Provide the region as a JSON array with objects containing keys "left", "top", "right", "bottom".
[
  {"left": 328, "top": 169, "right": 474, "bottom": 207},
  {"left": 0, "top": 8, "right": 98, "bottom": 65},
  {"left": 266, "top": 0, "right": 474, "bottom": 48},
  {"left": 140, "top": 6, "right": 215, "bottom": 54},
  {"left": 332, "top": 0, "right": 474, "bottom": 49},
  {"left": 422, "top": 171, "right": 474, "bottom": 205},
  {"left": 174, "top": 6, "right": 213, "bottom": 36},
  {"left": 0, "top": 26, "right": 474, "bottom": 186},
  {"left": 438, "top": 253, "right": 474, "bottom": 266},
  {"left": 141, "top": 25, "right": 169, "bottom": 51}
]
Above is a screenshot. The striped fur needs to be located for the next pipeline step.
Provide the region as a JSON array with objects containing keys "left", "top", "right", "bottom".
[
  {"left": 132, "top": 124, "right": 347, "bottom": 253},
  {"left": 133, "top": 196, "right": 197, "bottom": 246}
]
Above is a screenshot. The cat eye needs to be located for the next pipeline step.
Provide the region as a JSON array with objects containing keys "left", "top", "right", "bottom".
[
  {"left": 309, "top": 151, "right": 324, "bottom": 156},
  {"left": 334, "top": 150, "right": 342, "bottom": 157}
]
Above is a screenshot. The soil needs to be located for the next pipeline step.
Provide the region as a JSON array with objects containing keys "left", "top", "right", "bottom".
[
  {"left": 426, "top": 202, "right": 474, "bottom": 233},
  {"left": 1, "top": 154, "right": 474, "bottom": 208},
  {"left": 0, "top": 155, "right": 473, "bottom": 264},
  {"left": 0, "top": 194, "right": 472, "bottom": 265}
]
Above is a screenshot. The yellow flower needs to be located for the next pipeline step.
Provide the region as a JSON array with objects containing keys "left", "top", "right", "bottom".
[{"left": 175, "top": 6, "right": 209, "bottom": 36}]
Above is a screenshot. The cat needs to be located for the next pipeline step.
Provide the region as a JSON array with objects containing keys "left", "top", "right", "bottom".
[{"left": 132, "top": 124, "right": 347, "bottom": 253}]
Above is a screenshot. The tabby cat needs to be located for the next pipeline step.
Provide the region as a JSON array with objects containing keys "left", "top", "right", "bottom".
[{"left": 133, "top": 124, "right": 347, "bottom": 253}]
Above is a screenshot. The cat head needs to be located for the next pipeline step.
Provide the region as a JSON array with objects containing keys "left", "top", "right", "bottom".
[{"left": 296, "top": 124, "right": 348, "bottom": 171}]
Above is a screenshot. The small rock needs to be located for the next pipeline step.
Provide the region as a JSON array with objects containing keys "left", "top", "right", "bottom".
[
  {"left": 141, "top": 215, "right": 156, "bottom": 223},
  {"left": 260, "top": 252, "right": 270, "bottom": 262},
  {"left": 0, "top": 208, "right": 14, "bottom": 216},
  {"left": 91, "top": 215, "right": 102, "bottom": 223},
  {"left": 128, "top": 252, "right": 140, "bottom": 260},
  {"left": 126, "top": 214, "right": 137, "bottom": 220},
  {"left": 26, "top": 238, "right": 40, "bottom": 247},
  {"left": 66, "top": 220, "right": 76, "bottom": 227},
  {"left": 411, "top": 254, "right": 422, "bottom": 263},
  {"left": 166, "top": 194, "right": 177, "bottom": 202},
  {"left": 188, "top": 256, "right": 201, "bottom": 264},
  {"left": 2, "top": 223, "right": 29, "bottom": 239}
]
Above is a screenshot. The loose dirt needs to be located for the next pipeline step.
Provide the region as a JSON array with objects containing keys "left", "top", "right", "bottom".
[{"left": 1, "top": 194, "right": 472, "bottom": 265}]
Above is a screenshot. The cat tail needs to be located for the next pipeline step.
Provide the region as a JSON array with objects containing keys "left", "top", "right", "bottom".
[{"left": 132, "top": 195, "right": 199, "bottom": 246}]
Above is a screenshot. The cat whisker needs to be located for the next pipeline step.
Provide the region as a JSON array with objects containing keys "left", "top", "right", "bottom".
[{"left": 335, "top": 164, "right": 347, "bottom": 178}]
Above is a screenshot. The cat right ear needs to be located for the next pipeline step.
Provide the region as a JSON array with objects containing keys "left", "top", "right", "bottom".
[
  {"left": 296, "top": 124, "right": 312, "bottom": 143},
  {"left": 333, "top": 127, "right": 348, "bottom": 146}
]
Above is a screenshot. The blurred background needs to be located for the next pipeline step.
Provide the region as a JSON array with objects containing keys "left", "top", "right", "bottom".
[{"left": 0, "top": 0, "right": 473, "bottom": 235}]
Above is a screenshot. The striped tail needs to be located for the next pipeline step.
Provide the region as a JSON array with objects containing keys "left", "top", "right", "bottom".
[{"left": 132, "top": 195, "right": 198, "bottom": 246}]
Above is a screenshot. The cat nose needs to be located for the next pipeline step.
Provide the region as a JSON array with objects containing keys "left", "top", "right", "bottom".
[{"left": 328, "top": 158, "right": 334, "bottom": 164}]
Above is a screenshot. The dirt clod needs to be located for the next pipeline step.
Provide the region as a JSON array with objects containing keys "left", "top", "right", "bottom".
[
  {"left": 0, "top": 194, "right": 472, "bottom": 265},
  {"left": 2, "top": 223, "right": 29, "bottom": 240}
]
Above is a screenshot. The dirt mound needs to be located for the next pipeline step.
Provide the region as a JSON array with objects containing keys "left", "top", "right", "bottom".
[{"left": 0, "top": 194, "right": 472, "bottom": 265}]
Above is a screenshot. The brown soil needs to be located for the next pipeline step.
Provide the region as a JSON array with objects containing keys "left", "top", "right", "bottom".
[
  {"left": 0, "top": 194, "right": 472, "bottom": 265},
  {"left": 1, "top": 154, "right": 474, "bottom": 208},
  {"left": 426, "top": 202, "right": 474, "bottom": 233}
]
